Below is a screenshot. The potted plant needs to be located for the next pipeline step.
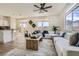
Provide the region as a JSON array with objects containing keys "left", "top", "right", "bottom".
[{"left": 52, "top": 26, "right": 59, "bottom": 34}]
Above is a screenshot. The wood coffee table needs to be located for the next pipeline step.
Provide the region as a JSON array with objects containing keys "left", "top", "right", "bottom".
[{"left": 26, "top": 36, "right": 42, "bottom": 51}]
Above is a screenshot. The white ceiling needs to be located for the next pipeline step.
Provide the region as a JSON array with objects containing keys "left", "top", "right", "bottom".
[{"left": 0, "top": 3, "right": 71, "bottom": 18}]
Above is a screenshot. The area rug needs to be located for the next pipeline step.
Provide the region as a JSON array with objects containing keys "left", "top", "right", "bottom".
[{"left": 4, "top": 39, "right": 57, "bottom": 56}]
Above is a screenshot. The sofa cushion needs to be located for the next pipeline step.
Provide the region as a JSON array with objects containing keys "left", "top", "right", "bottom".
[
  {"left": 69, "top": 33, "right": 79, "bottom": 46},
  {"left": 42, "top": 30, "right": 49, "bottom": 34},
  {"left": 75, "top": 33, "right": 79, "bottom": 47},
  {"left": 60, "top": 32, "right": 64, "bottom": 36},
  {"left": 64, "top": 33, "right": 72, "bottom": 41},
  {"left": 32, "top": 30, "right": 40, "bottom": 34},
  {"left": 54, "top": 37, "right": 64, "bottom": 42},
  {"left": 54, "top": 37, "right": 69, "bottom": 55},
  {"left": 48, "top": 31, "right": 54, "bottom": 34}
]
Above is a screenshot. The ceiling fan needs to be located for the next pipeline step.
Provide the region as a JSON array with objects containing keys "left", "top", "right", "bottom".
[{"left": 34, "top": 3, "right": 52, "bottom": 13}]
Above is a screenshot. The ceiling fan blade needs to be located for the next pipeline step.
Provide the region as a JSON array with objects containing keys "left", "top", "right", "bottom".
[
  {"left": 34, "top": 5, "right": 40, "bottom": 8},
  {"left": 42, "top": 3, "right": 46, "bottom": 7},
  {"left": 33, "top": 9, "right": 39, "bottom": 11},
  {"left": 42, "top": 9, "right": 48, "bottom": 12},
  {"left": 40, "top": 3, "right": 46, "bottom": 8},
  {"left": 44, "top": 6, "right": 52, "bottom": 9}
]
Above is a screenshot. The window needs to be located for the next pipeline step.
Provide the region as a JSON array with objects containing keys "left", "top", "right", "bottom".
[
  {"left": 73, "top": 7, "right": 79, "bottom": 30},
  {"left": 65, "top": 6, "right": 79, "bottom": 31},
  {"left": 37, "top": 22, "right": 49, "bottom": 27},
  {"left": 20, "top": 22, "right": 27, "bottom": 28},
  {"left": 43, "top": 22, "right": 49, "bottom": 27},
  {"left": 19, "top": 20, "right": 27, "bottom": 28},
  {"left": 65, "top": 12, "right": 72, "bottom": 31},
  {"left": 37, "top": 22, "right": 42, "bottom": 27}
]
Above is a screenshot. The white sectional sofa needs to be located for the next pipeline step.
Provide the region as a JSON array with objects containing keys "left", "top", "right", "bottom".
[
  {"left": 45, "top": 31, "right": 54, "bottom": 38},
  {"left": 53, "top": 33, "right": 79, "bottom": 56}
]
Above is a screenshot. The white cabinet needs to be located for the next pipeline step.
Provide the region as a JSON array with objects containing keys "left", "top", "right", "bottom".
[
  {"left": 0, "top": 16, "right": 10, "bottom": 26},
  {"left": 0, "top": 30, "right": 13, "bottom": 43},
  {"left": 0, "top": 16, "right": 4, "bottom": 26}
]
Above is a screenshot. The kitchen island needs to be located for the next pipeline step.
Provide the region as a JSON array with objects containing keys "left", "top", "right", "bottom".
[{"left": 0, "top": 30, "right": 13, "bottom": 43}]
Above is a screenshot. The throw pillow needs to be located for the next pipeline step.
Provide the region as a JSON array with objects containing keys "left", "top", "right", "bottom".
[
  {"left": 31, "top": 36, "right": 37, "bottom": 39},
  {"left": 75, "top": 33, "right": 79, "bottom": 47},
  {"left": 61, "top": 32, "right": 66, "bottom": 37},
  {"left": 30, "top": 35, "right": 38, "bottom": 39},
  {"left": 69, "top": 33, "right": 79, "bottom": 46},
  {"left": 76, "top": 41, "right": 79, "bottom": 47},
  {"left": 25, "top": 33, "right": 28, "bottom": 37}
]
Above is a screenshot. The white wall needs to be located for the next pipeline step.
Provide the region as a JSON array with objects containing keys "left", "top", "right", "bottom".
[
  {"left": 16, "top": 16, "right": 60, "bottom": 33},
  {"left": 57, "top": 4, "right": 74, "bottom": 31},
  {"left": 10, "top": 17, "right": 16, "bottom": 29},
  {"left": 48, "top": 16, "right": 59, "bottom": 31}
]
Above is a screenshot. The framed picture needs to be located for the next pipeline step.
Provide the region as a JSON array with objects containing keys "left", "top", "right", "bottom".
[
  {"left": 32, "top": 23, "right": 36, "bottom": 28},
  {"left": 29, "top": 20, "right": 33, "bottom": 25}
]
